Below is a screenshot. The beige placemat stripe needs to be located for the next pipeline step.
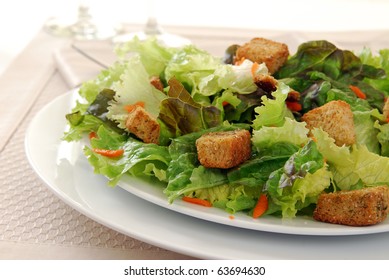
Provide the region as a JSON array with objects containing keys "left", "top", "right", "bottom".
[{"left": 0, "top": 30, "right": 67, "bottom": 151}]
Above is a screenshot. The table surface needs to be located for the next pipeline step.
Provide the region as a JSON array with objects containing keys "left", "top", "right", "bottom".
[{"left": 1, "top": 16, "right": 389, "bottom": 259}]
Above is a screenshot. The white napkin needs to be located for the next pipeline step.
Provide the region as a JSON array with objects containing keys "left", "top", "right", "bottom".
[{"left": 53, "top": 40, "right": 117, "bottom": 88}]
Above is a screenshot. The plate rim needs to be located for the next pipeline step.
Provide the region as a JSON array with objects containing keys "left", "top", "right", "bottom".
[{"left": 25, "top": 89, "right": 389, "bottom": 238}]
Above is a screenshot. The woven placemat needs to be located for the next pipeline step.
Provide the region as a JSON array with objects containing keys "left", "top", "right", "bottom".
[{"left": 0, "top": 71, "right": 191, "bottom": 259}]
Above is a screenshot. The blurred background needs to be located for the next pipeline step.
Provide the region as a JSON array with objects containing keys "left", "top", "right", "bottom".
[{"left": 1, "top": 0, "right": 389, "bottom": 76}]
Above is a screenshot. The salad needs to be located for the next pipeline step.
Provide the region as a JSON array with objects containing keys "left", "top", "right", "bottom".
[{"left": 63, "top": 36, "right": 389, "bottom": 224}]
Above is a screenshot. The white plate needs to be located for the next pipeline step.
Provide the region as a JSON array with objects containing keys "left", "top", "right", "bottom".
[{"left": 25, "top": 90, "right": 389, "bottom": 259}]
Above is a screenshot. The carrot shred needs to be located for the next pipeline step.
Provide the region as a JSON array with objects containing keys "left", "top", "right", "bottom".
[
  {"left": 251, "top": 62, "right": 260, "bottom": 77},
  {"left": 124, "top": 101, "right": 145, "bottom": 113},
  {"left": 89, "top": 131, "right": 97, "bottom": 140},
  {"left": 182, "top": 196, "right": 212, "bottom": 207},
  {"left": 222, "top": 101, "right": 229, "bottom": 107},
  {"left": 252, "top": 194, "right": 268, "bottom": 218},
  {"left": 92, "top": 148, "right": 124, "bottom": 158},
  {"left": 349, "top": 85, "right": 367, "bottom": 99},
  {"left": 235, "top": 56, "right": 245, "bottom": 66},
  {"left": 286, "top": 101, "right": 302, "bottom": 112}
]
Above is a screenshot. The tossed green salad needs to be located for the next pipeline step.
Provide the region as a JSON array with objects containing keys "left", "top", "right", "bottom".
[{"left": 63, "top": 37, "right": 389, "bottom": 221}]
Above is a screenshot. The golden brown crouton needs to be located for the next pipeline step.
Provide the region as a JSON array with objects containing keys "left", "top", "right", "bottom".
[
  {"left": 313, "top": 186, "right": 389, "bottom": 226},
  {"left": 383, "top": 98, "right": 389, "bottom": 120},
  {"left": 196, "top": 129, "right": 251, "bottom": 169},
  {"left": 125, "top": 106, "right": 160, "bottom": 144},
  {"left": 301, "top": 100, "right": 356, "bottom": 146},
  {"left": 235, "top": 37, "right": 289, "bottom": 74}
]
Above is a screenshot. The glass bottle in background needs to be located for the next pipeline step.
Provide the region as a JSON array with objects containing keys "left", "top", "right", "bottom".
[
  {"left": 113, "top": 0, "right": 191, "bottom": 47},
  {"left": 44, "top": 0, "right": 111, "bottom": 40}
]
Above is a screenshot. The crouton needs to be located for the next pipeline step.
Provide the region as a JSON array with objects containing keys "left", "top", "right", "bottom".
[
  {"left": 150, "top": 76, "right": 164, "bottom": 92},
  {"left": 125, "top": 106, "right": 160, "bottom": 144},
  {"left": 254, "top": 73, "right": 278, "bottom": 93},
  {"left": 196, "top": 129, "right": 251, "bottom": 169},
  {"left": 235, "top": 37, "right": 289, "bottom": 74},
  {"left": 313, "top": 186, "right": 389, "bottom": 226},
  {"left": 301, "top": 100, "right": 356, "bottom": 146},
  {"left": 383, "top": 98, "right": 389, "bottom": 121}
]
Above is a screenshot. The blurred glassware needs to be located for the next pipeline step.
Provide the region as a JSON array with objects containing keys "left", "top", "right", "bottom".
[
  {"left": 44, "top": 1, "right": 111, "bottom": 40},
  {"left": 113, "top": 0, "right": 191, "bottom": 47}
]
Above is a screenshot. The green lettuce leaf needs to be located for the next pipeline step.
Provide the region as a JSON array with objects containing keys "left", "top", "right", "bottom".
[
  {"left": 313, "top": 128, "right": 389, "bottom": 190},
  {"left": 267, "top": 166, "right": 332, "bottom": 217},
  {"left": 252, "top": 82, "right": 291, "bottom": 129},
  {"left": 158, "top": 77, "right": 222, "bottom": 137},
  {"left": 353, "top": 109, "right": 382, "bottom": 154},
  {"left": 358, "top": 48, "right": 389, "bottom": 96},
  {"left": 191, "top": 184, "right": 257, "bottom": 214},
  {"left": 85, "top": 125, "right": 170, "bottom": 186},
  {"left": 164, "top": 123, "right": 250, "bottom": 201},
  {"left": 227, "top": 150, "right": 297, "bottom": 188},
  {"left": 115, "top": 36, "right": 176, "bottom": 76},
  {"left": 252, "top": 117, "right": 309, "bottom": 150},
  {"left": 199, "top": 60, "right": 267, "bottom": 96},
  {"left": 276, "top": 40, "right": 387, "bottom": 112},
  {"left": 74, "top": 62, "right": 128, "bottom": 114},
  {"left": 264, "top": 140, "right": 330, "bottom": 217},
  {"left": 63, "top": 114, "right": 105, "bottom": 141},
  {"left": 107, "top": 54, "right": 167, "bottom": 129},
  {"left": 375, "top": 121, "right": 389, "bottom": 156},
  {"left": 164, "top": 44, "right": 222, "bottom": 96}
]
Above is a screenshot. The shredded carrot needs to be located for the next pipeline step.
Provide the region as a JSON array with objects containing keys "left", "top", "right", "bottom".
[
  {"left": 349, "top": 85, "right": 367, "bottom": 99},
  {"left": 251, "top": 62, "right": 260, "bottom": 77},
  {"left": 286, "top": 101, "right": 302, "bottom": 112},
  {"left": 252, "top": 194, "right": 268, "bottom": 218},
  {"left": 124, "top": 101, "right": 145, "bottom": 113},
  {"left": 229, "top": 215, "right": 235, "bottom": 220},
  {"left": 92, "top": 148, "right": 124, "bottom": 158},
  {"left": 235, "top": 56, "right": 245, "bottom": 66},
  {"left": 222, "top": 101, "right": 229, "bottom": 107},
  {"left": 89, "top": 131, "right": 97, "bottom": 140},
  {"left": 182, "top": 196, "right": 212, "bottom": 207}
]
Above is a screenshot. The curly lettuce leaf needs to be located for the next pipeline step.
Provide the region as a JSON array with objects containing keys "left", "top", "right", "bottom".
[
  {"left": 353, "top": 109, "right": 382, "bottom": 154},
  {"left": 252, "top": 117, "right": 309, "bottom": 150},
  {"left": 375, "top": 121, "right": 389, "bottom": 156},
  {"left": 276, "top": 40, "right": 387, "bottom": 112},
  {"left": 199, "top": 60, "right": 267, "bottom": 96},
  {"left": 85, "top": 125, "right": 171, "bottom": 186},
  {"left": 63, "top": 113, "right": 105, "bottom": 142},
  {"left": 358, "top": 48, "right": 389, "bottom": 96},
  {"left": 107, "top": 54, "right": 167, "bottom": 129},
  {"left": 190, "top": 184, "right": 258, "bottom": 214},
  {"left": 164, "top": 123, "right": 250, "bottom": 201},
  {"left": 164, "top": 44, "right": 222, "bottom": 95},
  {"left": 227, "top": 143, "right": 298, "bottom": 188},
  {"left": 115, "top": 36, "right": 176, "bottom": 76},
  {"left": 313, "top": 128, "right": 389, "bottom": 190},
  {"left": 158, "top": 77, "right": 222, "bottom": 137},
  {"left": 264, "top": 140, "right": 330, "bottom": 217},
  {"left": 74, "top": 62, "right": 128, "bottom": 114},
  {"left": 267, "top": 167, "right": 332, "bottom": 218},
  {"left": 332, "top": 145, "right": 389, "bottom": 190},
  {"left": 252, "top": 82, "right": 291, "bottom": 129}
]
